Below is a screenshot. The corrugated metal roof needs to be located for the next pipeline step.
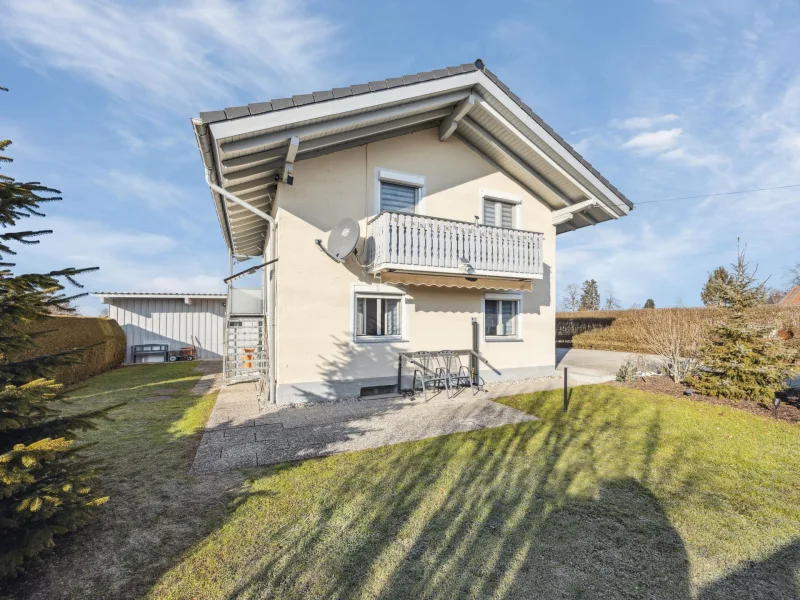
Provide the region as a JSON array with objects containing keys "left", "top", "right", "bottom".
[
  {"left": 198, "top": 59, "right": 632, "bottom": 209},
  {"left": 94, "top": 292, "right": 226, "bottom": 298}
]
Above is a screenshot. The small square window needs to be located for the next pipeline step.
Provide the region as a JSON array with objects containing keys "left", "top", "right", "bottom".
[
  {"left": 484, "top": 298, "right": 520, "bottom": 338},
  {"left": 483, "top": 198, "right": 516, "bottom": 228},
  {"left": 380, "top": 181, "right": 418, "bottom": 214},
  {"left": 356, "top": 295, "right": 402, "bottom": 340}
]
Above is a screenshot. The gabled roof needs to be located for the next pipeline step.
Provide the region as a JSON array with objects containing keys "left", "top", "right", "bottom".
[
  {"left": 193, "top": 59, "right": 633, "bottom": 259},
  {"left": 779, "top": 285, "right": 800, "bottom": 305}
]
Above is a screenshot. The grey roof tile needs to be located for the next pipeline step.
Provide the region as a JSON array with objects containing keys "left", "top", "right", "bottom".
[
  {"left": 224, "top": 106, "right": 250, "bottom": 120},
  {"left": 196, "top": 58, "right": 633, "bottom": 208},
  {"left": 312, "top": 90, "right": 334, "bottom": 102},
  {"left": 200, "top": 110, "right": 227, "bottom": 124},
  {"left": 292, "top": 93, "right": 315, "bottom": 106},
  {"left": 483, "top": 68, "right": 500, "bottom": 84},
  {"left": 248, "top": 101, "right": 273, "bottom": 115},
  {"left": 332, "top": 87, "right": 353, "bottom": 98},
  {"left": 270, "top": 97, "right": 294, "bottom": 110}
]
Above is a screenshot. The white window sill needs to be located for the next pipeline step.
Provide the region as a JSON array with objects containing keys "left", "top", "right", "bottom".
[
  {"left": 354, "top": 337, "right": 408, "bottom": 344},
  {"left": 484, "top": 336, "right": 524, "bottom": 343}
]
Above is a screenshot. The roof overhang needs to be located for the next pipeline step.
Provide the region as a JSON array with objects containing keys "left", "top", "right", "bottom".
[
  {"left": 94, "top": 292, "right": 226, "bottom": 305},
  {"left": 192, "top": 61, "right": 633, "bottom": 258}
]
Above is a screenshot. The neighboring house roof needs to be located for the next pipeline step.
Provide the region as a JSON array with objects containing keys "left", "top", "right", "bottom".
[
  {"left": 779, "top": 285, "right": 800, "bottom": 305},
  {"left": 94, "top": 292, "right": 226, "bottom": 300},
  {"left": 193, "top": 58, "right": 633, "bottom": 258}
]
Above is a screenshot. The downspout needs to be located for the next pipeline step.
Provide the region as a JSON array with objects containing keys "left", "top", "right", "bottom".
[{"left": 204, "top": 169, "right": 277, "bottom": 404}]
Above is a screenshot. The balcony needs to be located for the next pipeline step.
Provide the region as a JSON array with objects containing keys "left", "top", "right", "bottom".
[{"left": 365, "top": 212, "right": 544, "bottom": 283}]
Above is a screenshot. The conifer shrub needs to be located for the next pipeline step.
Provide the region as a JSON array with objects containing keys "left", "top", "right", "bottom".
[
  {"left": 1, "top": 91, "right": 118, "bottom": 582},
  {"left": 694, "top": 245, "right": 799, "bottom": 404}
]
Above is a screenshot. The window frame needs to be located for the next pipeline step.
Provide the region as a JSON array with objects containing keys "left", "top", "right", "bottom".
[
  {"left": 351, "top": 283, "right": 408, "bottom": 343},
  {"left": 482, "top": 292, "right": 523, "bottom": 342},
  {"left": 374, "top": 168, "right": 426, "bottom": 216},
  {"left": 479, "top": 189, "right": 522, "bottom": 229}
]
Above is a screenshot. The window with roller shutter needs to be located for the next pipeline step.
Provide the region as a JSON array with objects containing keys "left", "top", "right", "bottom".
[{"left": 483, "top": 198, "right": 516, "bottom": 228}]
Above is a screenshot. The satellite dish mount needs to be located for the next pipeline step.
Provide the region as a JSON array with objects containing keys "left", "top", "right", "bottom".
[{"left": 315, "top": 217, "right": 360, "bottom": 263}]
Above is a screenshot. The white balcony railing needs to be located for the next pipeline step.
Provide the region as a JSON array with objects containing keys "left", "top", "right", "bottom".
[{"left": 365, "top": 212, "right": 543, "bottom": 279}]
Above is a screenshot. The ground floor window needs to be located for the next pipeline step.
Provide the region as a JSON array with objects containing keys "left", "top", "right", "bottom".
[
  {"left": 484, "top": 295, "right": 521, "bottom": 339},
  {"left": 356, "top": 295, "right": 401, "bottom": 340}
]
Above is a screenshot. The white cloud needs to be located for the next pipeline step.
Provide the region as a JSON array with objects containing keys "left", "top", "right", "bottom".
[
  {"left": 13, "top": 217, "right": 226, "bottom": 313},
  {"left": 0, "top": 0, "right": 340, "bottom": 113},
  {"left": 611, "top": 114, "right": 680, "bottom": 130},
  {"left": 621, "top": 128, "right": 683, "bottom": 155},
  {"left": 658, "top": 147, "right": 725, "bottom": 167}
]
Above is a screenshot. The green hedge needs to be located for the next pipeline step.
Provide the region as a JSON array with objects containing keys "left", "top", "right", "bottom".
[
  {"left": 557, "top": 307, "right": 800, "bottom": 354},
  {"left": 9, "top": 316, "right": 126, "bottom": 386}
]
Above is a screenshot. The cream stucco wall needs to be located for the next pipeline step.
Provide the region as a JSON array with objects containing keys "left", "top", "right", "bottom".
[{"left": 272, "top": 128, "right": 556, "bottom": 403}]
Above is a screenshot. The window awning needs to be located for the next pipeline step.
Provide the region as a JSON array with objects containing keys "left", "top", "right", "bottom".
[{"left": 379, "top": 271, "right": 532, "bottom": 291}]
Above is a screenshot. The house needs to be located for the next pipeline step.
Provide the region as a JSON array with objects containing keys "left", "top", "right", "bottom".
[
  {"left": 192, "top": 59, "right": 633, "bottom": 404},
  {"left": 779, "top": 285, "right": 800, "bottom": 306},
  {"left": 94, "top": 292, "right": 228, "bottom": 363}
]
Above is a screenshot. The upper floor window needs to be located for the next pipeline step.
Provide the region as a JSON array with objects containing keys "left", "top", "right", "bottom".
[
  {"left": 480, "top": 190, "right": 521, "bottom": 229},
  {"left": 380, "top": 182, "right": 418, "bottom": 214},
  {"left": 374, "top": 169, "right": 426, "bottom": 216},
  {"left": 483, "top": 198, "right": 515, "bottom": 228}
]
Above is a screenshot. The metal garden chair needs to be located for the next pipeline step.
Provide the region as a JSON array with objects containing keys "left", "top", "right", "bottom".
[
  {"left": 440, "top": 351, "right": 474, "bottom": 395},
  {"left": 411, "top": 352, "right": 451, "bottom": 401}
]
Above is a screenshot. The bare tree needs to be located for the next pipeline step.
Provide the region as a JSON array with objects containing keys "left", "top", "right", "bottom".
[
  {"left": 764, "top": 287, "right": 786, "bottom": 305},
  {"left": 604, "top": 289, "right": 622, "bottom": 310},
  {"left": 561, "top": 283, "right": 581, "bottom": 311},
  {"left": 789, "top": 262, "right": 800, "bottom": 287},
  {"left": 632, "top": 310, "right": 706, "bottom": 383}
]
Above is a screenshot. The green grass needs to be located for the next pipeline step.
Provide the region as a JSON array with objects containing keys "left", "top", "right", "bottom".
[{"left": 11, "top": 367, "right": 800, "bottom": 599}]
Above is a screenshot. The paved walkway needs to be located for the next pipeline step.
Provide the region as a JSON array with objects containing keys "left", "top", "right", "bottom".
[{"left": 192, "top": 383, "right": 538, "bottom": 473}]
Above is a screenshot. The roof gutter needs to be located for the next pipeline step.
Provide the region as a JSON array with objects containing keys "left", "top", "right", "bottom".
[{"left": 204, "top": 169, "right": 277, "bottom": 405}]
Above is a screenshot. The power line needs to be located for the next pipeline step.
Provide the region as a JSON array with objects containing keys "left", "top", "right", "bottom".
[{"left": 635, "top": 183, "right": 800, "bottom": 205}]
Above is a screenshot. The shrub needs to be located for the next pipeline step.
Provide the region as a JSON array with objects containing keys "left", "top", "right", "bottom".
[
  {"left": 694, "top": 246, "right": 798, "bottom": 404},
  {"left": 630, "top": 309, "right": 704, "bottom": 383},
  {"left": 7, "top": 316, "right": 125, "bottom": 386},
  {"left": 616, "top": 359, "right": 639, "bottom": 382}
]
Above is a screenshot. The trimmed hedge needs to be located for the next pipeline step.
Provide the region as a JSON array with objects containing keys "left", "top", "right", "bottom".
[
  {"left": 8, "top": 316, "right": 126, "bottom": 385},
  {"left": 557, "top": 307, "right": 800, "bottom": 354}
]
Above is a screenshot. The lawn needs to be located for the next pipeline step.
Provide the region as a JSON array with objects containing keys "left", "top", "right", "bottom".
[{"left": 10, "top": 363, "right": 800, "bottom": 599}]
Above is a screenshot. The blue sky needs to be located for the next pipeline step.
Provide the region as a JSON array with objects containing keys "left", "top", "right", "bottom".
[{"left": 2, "top": 0, "right": 799, "bottom": 314}]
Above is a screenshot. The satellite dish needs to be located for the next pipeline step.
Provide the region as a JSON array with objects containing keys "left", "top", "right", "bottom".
[{"left": 315, "top": 217, "right": 359, "bottom": 263}]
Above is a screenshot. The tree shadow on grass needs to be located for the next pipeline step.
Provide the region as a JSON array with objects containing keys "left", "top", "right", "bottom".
[{"left": 142, "top": 386, "right": 715, "bottom": 599}]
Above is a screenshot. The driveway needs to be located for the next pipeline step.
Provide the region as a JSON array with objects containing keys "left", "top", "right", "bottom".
[{"left": 556, "top": 347, "right": 659, "bottom": 383}]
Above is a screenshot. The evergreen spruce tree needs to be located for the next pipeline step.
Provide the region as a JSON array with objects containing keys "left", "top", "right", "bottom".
[
  {"left": 579, "top": 279, "right": 600, "bottom": 311},
  {"left": 1, "top": 91, "right": 111, "bottom": 581},
  {"left": 701, "top": 266, "right": 733, "bottom": 306},
  {"left": 643, "top": 298, "right": 655, "bottom": 309},
  {"left": 695, "top": 244, "right": 798, "bottom": 404}
]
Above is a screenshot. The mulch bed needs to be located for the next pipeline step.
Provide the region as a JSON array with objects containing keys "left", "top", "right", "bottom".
[{"left": 611, "top": 376, "right": 800, "bottom": 424}]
